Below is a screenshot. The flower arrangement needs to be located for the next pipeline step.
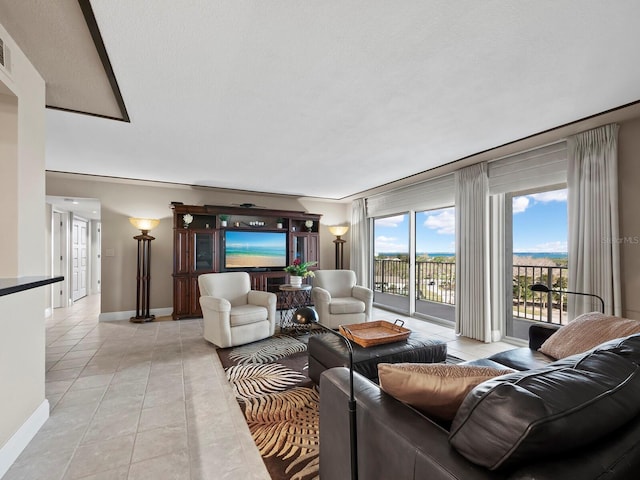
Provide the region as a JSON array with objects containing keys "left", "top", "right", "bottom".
[
  {"left": 284, "top": 258, "right": 317, "bottom": 278},
  {"left": 183, "top": 214, "right": 193, "bottom": 228}
]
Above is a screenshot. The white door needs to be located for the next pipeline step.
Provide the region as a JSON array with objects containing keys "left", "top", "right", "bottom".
[
  {"left": 72, "top": 218, "right": 88, "bottom": 301},
  {"left": 53, "top": 212, "right": 64, "bottom": 308}
]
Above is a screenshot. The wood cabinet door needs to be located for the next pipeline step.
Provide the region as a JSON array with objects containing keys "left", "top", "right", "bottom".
[
  {"left": 307, "top": 234, "right": 319, "bottom": 264},
  {"left": 174, "top": 231, "right": 190, "bottom": 274},
  {"left": 190, "top": 276, "right": 202, "bottom": 317},
  {"left": 192, "top": 231, "right": 216, "bottom": 273},
  {"left": 172, "top": 275, "right": 190, "bottom": 319}
]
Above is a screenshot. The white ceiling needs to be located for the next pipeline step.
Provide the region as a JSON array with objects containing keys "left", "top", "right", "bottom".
[{"left": 4, "top": 1, "right": 640, "bottom": 200}]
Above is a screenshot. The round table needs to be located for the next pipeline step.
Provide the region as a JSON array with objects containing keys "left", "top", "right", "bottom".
[{"left": 278, "top": 284, "right": 312, "bottom": 330}]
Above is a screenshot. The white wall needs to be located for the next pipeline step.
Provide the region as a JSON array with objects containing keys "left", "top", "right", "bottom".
[
  {"left": 46, "top": 173, "right": 351, "bottom": 316},
  {"left": 0, "top": 21, "right": 48, "bottom": 475}
]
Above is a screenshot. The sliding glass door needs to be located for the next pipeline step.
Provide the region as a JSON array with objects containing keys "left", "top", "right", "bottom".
[
  {"left": 415, "top": 207, "right": 455, "bottom": 322},
  {"left": 373, "top": 214, "right": 410, "bottom": 314},
  {"left": 507, "top": 187, "right": 568, "bottom": 339}
]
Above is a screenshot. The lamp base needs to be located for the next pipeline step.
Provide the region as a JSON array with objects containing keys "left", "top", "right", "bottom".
[{"left": 130, "top": 314, "right": 155, "bottom": 323}]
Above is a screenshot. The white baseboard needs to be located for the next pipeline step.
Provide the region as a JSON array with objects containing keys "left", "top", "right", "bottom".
[
  {"left": 0, "top": 400, "right": 49, "bottom": 478},
  {"left": 98, "top": 307, "right": 173, "bottom": 322},
  {"left": 44, "top": 307, "right": 52, "bottom": 318}
]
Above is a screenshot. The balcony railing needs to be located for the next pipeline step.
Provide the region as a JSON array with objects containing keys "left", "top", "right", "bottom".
[
  {"left": 374, "top": 258, "right": 569, "bottom": 325},
  {"left": 512, "top": 264, "right": 569, "bottom": 325},
  {"left": 374, "top": 258, "right": 455, "bottom": 304}
]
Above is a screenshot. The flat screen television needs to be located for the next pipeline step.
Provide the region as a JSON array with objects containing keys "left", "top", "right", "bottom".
[{"left": 224, "top": 230, "right": 288, "bottom": 269}]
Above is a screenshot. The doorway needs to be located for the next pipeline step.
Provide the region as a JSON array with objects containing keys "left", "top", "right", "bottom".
[
  {"left": 72, "top": 217, "right": 88, "bottom": 301},
  {"left": 47, "top": 196, "right": 101, "bottom": 307}
]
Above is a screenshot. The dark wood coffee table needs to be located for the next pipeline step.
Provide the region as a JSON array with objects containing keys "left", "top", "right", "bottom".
[{"left": 308, "top": 328, "right": 447, "bottom": 384}]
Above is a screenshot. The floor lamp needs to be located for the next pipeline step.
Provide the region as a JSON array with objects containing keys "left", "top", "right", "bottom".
[
  {"left": 529, "top": 283, "right": 605, "bottom": 314},
  {"left": 129, "top": 218, "right": 160, "bottom": 323},
  {"left": 293, "top": 307, "right": 358, "bottom": 480},
  {"left": 329, "top": 225, "right": 349, "bottom": 270}
]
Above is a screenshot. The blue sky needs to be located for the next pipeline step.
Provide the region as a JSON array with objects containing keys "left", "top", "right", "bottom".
[
  {"left": 512, "top": 189, "right": 567, "bottom": 253},
  {"left": 374, "top": 188, "right": 567, "bottom": 254}
]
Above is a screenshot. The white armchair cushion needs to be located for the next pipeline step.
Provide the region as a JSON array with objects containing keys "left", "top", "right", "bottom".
[
  {"left": 329, "top": 298, "right": 366, "bottom": 315},
  {"left": 230, "top": 305, "right": 269, "bottom": 326}
]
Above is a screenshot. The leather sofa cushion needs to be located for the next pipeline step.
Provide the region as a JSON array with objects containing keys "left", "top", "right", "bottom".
[
  {"left": 486, "top": 347, "right": 554, "bottom": 371},
  {"left": 378, "top": 363, "right": 514, "bottom": 421},
  {"left": 539, "top": 312, "right": 640, "bottom": 359},
  {"left": 449, "top": 335, "right": 640, "bottom": 470},
  {"left": 328, "top": 297, "right": 365, "bottom": 314}
]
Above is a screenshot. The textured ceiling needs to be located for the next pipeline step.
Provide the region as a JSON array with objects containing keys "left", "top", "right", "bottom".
[{"left": 4, "top": 1, "right": 640, "bottom": 199}]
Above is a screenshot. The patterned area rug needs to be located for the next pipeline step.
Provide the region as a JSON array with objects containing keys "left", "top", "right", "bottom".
[
  {"left": 217, "top": 334, "right": 319, "bottom": 480},
  {"left": 217, "top": 333, "right": 463, "bottom": 480}
]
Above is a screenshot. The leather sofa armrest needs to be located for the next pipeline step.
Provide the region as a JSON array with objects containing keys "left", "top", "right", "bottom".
[{"left": 529, "top": 323, "right": 561, "bottom": 350}]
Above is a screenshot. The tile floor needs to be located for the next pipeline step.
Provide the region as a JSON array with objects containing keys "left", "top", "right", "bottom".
[{"left": 3, "top": 295, "right": 516, "bottom": 480}]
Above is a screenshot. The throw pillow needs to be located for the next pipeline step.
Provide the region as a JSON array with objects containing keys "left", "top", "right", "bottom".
[
  {"left": 539, "top": 312, "right": 640, "bottom": 359},
  {"left": 378, "top": 363, "right": 514, "bottom": 421}
]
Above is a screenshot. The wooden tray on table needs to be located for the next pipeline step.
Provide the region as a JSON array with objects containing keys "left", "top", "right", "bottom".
[{"left": 339, "top": 319, "right": 411, "bottom": 348}]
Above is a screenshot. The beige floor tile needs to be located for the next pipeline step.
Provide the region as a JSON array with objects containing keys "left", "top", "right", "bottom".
[
  {"left": 138, "top": 400, "right": 186, "bottom": 431},
  {"left": 131, "top": 424, "right": 188, "bottom": 463},
  {"left": 128, "top": 450, "right": 190, "bottom": 480},
  {"left": 3, "top": 450, "right": 73, "bottom": 480},
  {"left": 66, "top": 434, "right": 135, "bottom": 479},
  {"left": 62, "top": 465, "right": 129, "bottom": 480},
  {"left": 81, "top": 409, "right": 141, "bottom": 444},
  {"left": 67, "top": 373, "right": 114, "bottom": 391}
]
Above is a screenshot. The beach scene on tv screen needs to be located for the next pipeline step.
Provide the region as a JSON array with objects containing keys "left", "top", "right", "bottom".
[{"left": 225, "top": 231, "right": 287, "bottom": 268}]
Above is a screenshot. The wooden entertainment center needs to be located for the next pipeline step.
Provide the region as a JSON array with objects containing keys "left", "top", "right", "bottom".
[{"left": 171, "top": 203, "right": 321, "bottom": 319}]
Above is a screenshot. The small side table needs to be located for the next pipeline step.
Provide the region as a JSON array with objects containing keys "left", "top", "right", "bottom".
[{"left": 278, "top": 284, "right": 312, "bottom": 330}]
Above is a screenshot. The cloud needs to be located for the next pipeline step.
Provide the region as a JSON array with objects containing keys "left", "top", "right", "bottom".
[
  {"left": 530, "top": 190, "right": 568, "bottom": 203},
  {"left": 376, "top": 215, "right": 405, "bottom": 227},
  {"left": 375, "top": 235, "right": 407, "bottom": 253},
  {"left": 512, "top": 196, "right": 530, "bottom": 214},
  {"left": 423, "top": 209, "right": 455, "bottom": 235},
  {"left": 513, "top": 189, "right": 567, "bottom": 214}
]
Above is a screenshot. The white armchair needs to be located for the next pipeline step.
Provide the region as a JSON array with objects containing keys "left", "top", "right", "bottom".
[
  {"left": 198, "top": 272, "right": 276, "bottom": 348},
  {"left": 311, "top": 270, "right": 373, "bottom": 329}
]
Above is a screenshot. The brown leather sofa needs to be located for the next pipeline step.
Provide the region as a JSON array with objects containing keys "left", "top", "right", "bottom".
[{"left": 319, "top": 325, "right": 640, "bottom": 479}]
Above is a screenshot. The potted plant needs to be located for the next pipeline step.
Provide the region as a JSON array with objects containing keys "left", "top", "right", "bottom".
[
  {"left": 276, "top": 218, "right": 284, "bottom": 229},
  {"left": 284, "top": 258, "right": 317, "bottom": 287},
  {"left": 219, "top": 214, "right": 229, "bottom": 227}
]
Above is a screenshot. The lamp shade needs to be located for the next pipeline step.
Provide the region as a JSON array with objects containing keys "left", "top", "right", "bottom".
[
  {"left": 530, "top": 283, "right": 550, "bottom": 293},
  {"left": 129, "top": 218, "right": 160, "bottom": 232},
  {"left": 329, "top": 225, "right": 349, "bottom": 237}
]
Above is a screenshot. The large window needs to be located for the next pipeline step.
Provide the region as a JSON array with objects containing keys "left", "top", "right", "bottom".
[
  {"left": 508, "top": 187, "right": 568, "bottom": 338},
  {"left": 373, "top": 214, "right": 410, "bottom": 313},
  {"left": 372, "top": 207, "right": 456, "bottom": 322},
  {"left": 415, "top": 207, "right": 455, "bottom": 321}
]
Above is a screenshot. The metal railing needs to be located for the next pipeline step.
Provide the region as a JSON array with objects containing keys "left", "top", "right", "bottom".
[
  {"left": 374, "top": 258, "right": 569, "bottom": 325},
  {"left": 374, "top": 258, "right": 455, "bottom": 304},
  {"left": 512, "top": 265, "right": 569, "bottom": 325}
]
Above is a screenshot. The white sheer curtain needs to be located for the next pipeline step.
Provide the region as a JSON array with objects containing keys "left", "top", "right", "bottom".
[
  {"left": 350, "top": 198, "right": 371, "bottom": 288},
  {"left": 455, "top": 163, "right": 491, "bottom": 342},
  {"left": 567, "top": 124, "right": 621, "bottom": 317},
  {"left": 489, "top": 194, "right": 506, "bottom": 342}
]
